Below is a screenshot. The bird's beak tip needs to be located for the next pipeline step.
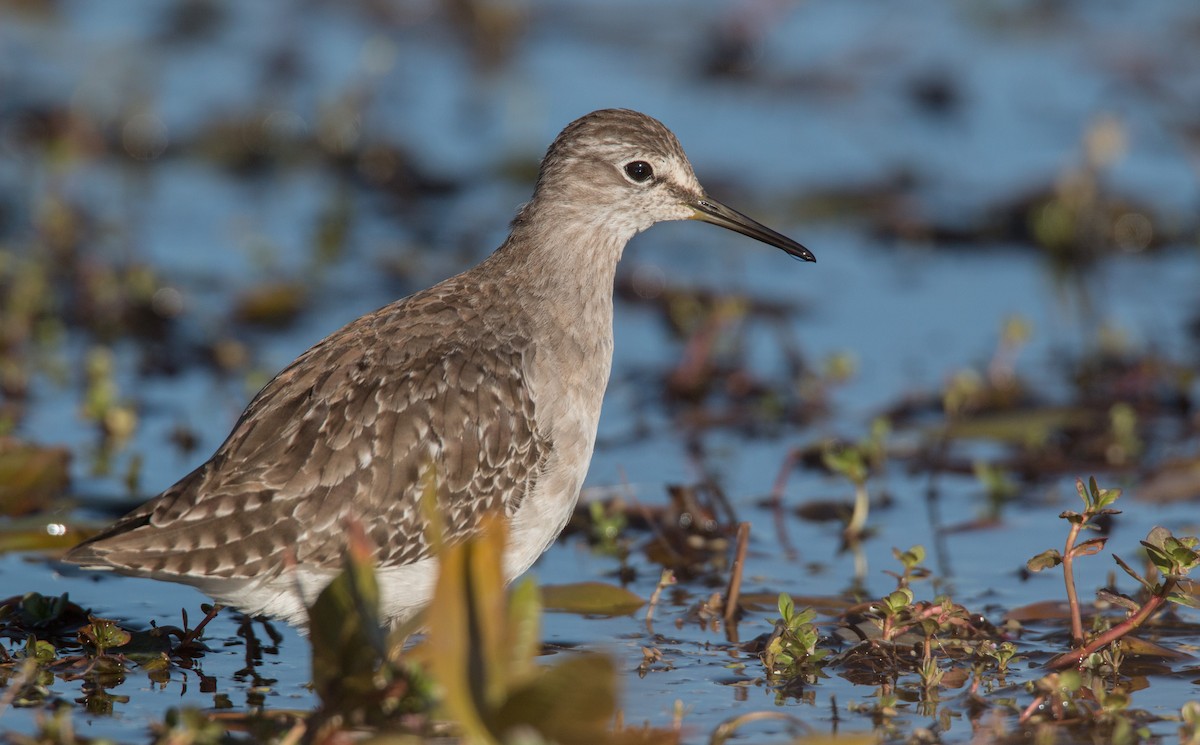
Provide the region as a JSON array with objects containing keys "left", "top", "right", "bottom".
[{"left": 690, "top": 197, "right": 816, "bottom": 264}]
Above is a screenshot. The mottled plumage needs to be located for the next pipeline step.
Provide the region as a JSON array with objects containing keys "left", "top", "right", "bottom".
[{"left": 66, "top": 109, "right": 814, "bottom": 626}]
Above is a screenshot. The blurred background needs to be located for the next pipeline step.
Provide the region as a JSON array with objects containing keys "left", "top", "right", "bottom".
[{"left": 1, "top": 0, "right": 1199, "bottom": 740}]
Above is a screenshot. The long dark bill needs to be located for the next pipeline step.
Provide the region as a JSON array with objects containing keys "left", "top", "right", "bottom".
[{"left": 690, "top": 197, "right": 815, "bottom": 262}]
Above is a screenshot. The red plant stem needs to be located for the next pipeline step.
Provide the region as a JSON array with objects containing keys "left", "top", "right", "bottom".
[
  {"left": 1019, "top": 694, "right": 1047, "bottom": 724},
  {"left": 769, "top": 450, "right": 800, "bottom": 507},
  {"left": 187, "top": 603, "right": 224, "bottom": 641},
  {"left": 1062, "top": 521, "right": 1084, "bottom": 647},
  {"left": 1046, "top": 579, "right": 1176, "bottom": 670},
  {"left": 768, "top": 449, "right": 801, "bottom": 561},
  {"left": 881, "top": 615, "right": 896, "bottom": 643}
]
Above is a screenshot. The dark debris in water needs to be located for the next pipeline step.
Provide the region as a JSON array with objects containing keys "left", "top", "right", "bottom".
[{"left": 614, "top": 271, "right": 826, "bottom": 436}]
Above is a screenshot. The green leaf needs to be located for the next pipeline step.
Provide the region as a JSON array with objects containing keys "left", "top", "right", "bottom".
[
  {"left": 894, "top": 545, "right": 925, "bottom": 569},
  {"left": 1144, "top": 526, "right": 1172, "bottom": 551},
  {"left": 1141, "top": 527, "right": 1190, "bottom": 575},
  {"left": 308, "top": 521, "right": 387, "bottom": 716},
  {"left": 1095, "top": 488, "right": 1122, "bottom": 510},
  {"left": 778, "top": 593, "right": 794, "bottom": 621},
  {"left": 1027, "top": 549, "right": 1063, "bottom": 573},
  {"left": 940, "top": 407, "right": 1089, "bottom": 444},
  {"left": 822, "top": 447, "right": 867, "bottom": 484},
  {"left": 791, "top": 608, "right": 817, "bottom": 628},
  {"left": 1060, "top": 670, "right": 1082, "bottom": 691},
  {"left": 882, "top": 588, "right": 913, "bottom": 614},
  {"left": 24, "top": 636, "right": 57, "bottom": 662},
  {"left": 1182, "top": 700, "right": 1200, "bottom": 726},
  {"left": 426, "top": 514, "right": 510, "bottom": 742},
  {"left": 0, "top": 440, "right": 71, "bottom": 517},
  {"left": 1071, "top": 537, "right": 1107, "bottom": 558},
  {"left": 79, "top": 617, "right": 131, "bottom": 652},
  {"left": 540, "top": 582, "right": 645, "bottom": 616},
  {"left": 1167, "top": 592, "right": 1200, "bottom": 609},
  {"left": 1080, "top": 477, "right": 1099, "bottom": 506},
  {"left": 20, "top": 592, "right": 72, "bottom": 625},
  {"left": 493, "top": 654, "right": 618, "bottom": 745},
  {"left": 1112, "top": 554, "right": 1153, "bottom": 592},
  {"left": 506, "top": 578, "right": 542, "bottom": 681},
  {"left": 1165, "top": 537, "right": 1200, "bottom": 571},
  {"left": 1096, "top": 590, "right": 1140, "bottom": 612}
]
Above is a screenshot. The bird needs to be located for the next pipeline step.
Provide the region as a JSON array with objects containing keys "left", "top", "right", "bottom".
[{"left": 64, "top": 108, "right": 815, "bottom": 627}]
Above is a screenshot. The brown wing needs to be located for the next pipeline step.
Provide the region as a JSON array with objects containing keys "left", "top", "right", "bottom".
[{"left": 66, "top": 298, "right": 550, "bottom": 581}]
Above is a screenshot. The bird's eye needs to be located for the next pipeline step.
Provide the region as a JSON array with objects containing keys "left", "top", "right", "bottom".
[{"left": 623, "top": 161, "right": 654, "bottom": 183}]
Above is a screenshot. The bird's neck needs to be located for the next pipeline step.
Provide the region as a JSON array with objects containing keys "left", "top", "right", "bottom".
[
  {"left": 475, "top": 203, "right": 629, "bottom": 439},
  {"left": 487, "top": 202, "right": 632, "bottom": 325}
]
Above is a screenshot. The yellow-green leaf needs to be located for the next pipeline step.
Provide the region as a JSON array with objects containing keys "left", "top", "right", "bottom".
[
  {"left": 425, "top": 513, "right": 508, "bottom": 744},
  {"left": 493, "top": 653, "right": 618, "bottom": 745},
  {"left": 0, "top": 439, "right": 70, "bottom": 517},
  {"left": 540, "top": 582, "right": 645, "bottom": 616},
  {"left": 309, "top": 520, "right": 387, "bottom": 715},
  {"left": 1027, "top": 549, "right": 1063, "bottom": 573}
]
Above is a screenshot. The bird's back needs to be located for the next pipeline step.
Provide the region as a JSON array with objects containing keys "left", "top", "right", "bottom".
[{"left": 66, "top": 267, "right": 552, "bottom": 592}]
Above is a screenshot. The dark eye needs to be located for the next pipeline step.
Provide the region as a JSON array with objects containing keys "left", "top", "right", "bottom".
[{"left": 624, "top": 161, "right": 654, "bottom": 183}]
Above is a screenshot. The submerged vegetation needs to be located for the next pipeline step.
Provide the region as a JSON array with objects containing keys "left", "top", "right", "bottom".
[{"left": 3, "top": 474, "right": 1200, "bottom": 743}]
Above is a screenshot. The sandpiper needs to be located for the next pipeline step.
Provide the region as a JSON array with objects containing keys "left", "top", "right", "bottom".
[{"left": 65, "top": 109, "right": 814, "bottom": 626}]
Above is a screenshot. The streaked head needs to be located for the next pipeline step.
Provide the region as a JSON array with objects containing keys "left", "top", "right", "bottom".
[{"left": 533, "top": 108, "right": 815, "bottom": 262}]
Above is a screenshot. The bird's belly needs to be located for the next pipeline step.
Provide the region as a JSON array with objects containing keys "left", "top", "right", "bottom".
[
  {"left": 503, "top": 422, "right": 594, "bottom": 581},
  {"left": 196, "top": 559, "right": 440, "bottom": 629}
]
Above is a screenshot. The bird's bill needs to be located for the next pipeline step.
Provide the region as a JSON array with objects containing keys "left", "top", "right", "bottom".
[{"left": 689, "top": 197, "right": 815, "bottom": 262}]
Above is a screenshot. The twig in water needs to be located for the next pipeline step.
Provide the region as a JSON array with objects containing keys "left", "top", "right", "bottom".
[
  {"left": 723, "top": 521, "right": 751, "bottom": 626},
  {"left": 645, "top": 568, "right": 676, "bottom": 634}
]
